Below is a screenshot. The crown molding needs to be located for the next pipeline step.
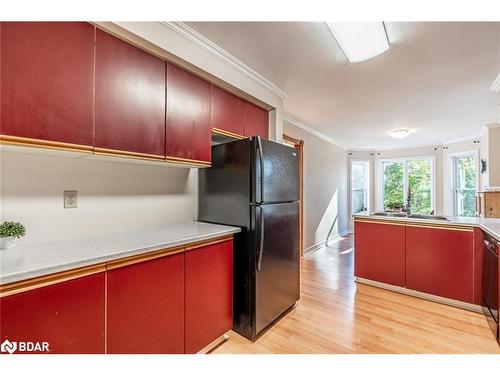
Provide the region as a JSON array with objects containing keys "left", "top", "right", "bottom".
[
  {"left": 484, "top": 123, "right": 500, "bottom": 129},
  {"left": 283, "top": 115, "right": 346, "bottom": 150},
  {"left": 490, "top": 73, "right": 500, "bottom": 92},
  {"left": 160, "top": 22, "right": 287, "bottom": 99}
]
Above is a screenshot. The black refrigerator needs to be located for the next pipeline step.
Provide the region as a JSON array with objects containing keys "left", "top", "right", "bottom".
[{"left": 198, "top": 136, "right": 300, "bottom": 340}]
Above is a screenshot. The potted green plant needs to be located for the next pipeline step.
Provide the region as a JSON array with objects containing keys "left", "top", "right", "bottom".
[{"left": 0, "top": 221, "right": 26, "bottom": 250}]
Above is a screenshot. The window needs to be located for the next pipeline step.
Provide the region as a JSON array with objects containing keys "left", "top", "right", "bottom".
[
  {"left": 380, "top": 157, "right": 434, "bottom": 214},
  {"left": 351, "top": 160, "right": 370, "bottom": 214},
  {"left": 451, "top": 153, "right": 477, "bottom": 217}
]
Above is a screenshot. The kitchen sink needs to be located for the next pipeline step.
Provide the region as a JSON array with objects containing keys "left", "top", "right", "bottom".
[
  {"left": 372, "top": 212, "right": 449, "bottom": 221},
  {"left": 373, "top": 212, "right": 408, "bottom": 217},
  {"left": 408, "top": 214, "right": 449, "bottom": 221}
]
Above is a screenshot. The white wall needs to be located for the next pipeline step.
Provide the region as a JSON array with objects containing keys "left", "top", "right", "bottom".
[
  {"left": 283, "top": 121, "right": 349, "bottom": 251},
  {"left": 0, "top": 150, "right": 197, "bottom": 245}
]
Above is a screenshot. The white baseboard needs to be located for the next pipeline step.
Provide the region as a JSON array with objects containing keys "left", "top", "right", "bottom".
[{"left": 304, "top": 229, "right": 350, "bottom": 255}]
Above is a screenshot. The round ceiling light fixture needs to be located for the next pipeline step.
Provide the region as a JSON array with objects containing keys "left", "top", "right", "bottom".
[{"left": 389, "top": 129, "right": 410, "bottom": 139}]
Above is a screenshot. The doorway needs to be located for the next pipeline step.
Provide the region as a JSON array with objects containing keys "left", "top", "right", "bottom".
[{"left": 283, "top": 134, "right": 304, "bottom": 256}]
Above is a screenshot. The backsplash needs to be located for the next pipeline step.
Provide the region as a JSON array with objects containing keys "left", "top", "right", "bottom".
[{"left": 0, "top": 150, "right": 198, "bottom": 244}]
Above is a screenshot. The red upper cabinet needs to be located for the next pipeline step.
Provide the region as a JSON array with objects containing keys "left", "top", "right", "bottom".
[
  {"left": 0, "top": 272, "right": 105, "bottom": 354},
  {"left": 354, "top": 220, "right": 406, "bottom": 287},
  {"left": 185, "top": 239, "right": 233, "bottom": 353},
  {"left": 166, "top": 63, "right": 211, "bottom": 163},
  {"left": 0, "top": 22, "right": 94, "bottom": 147},
  {"left": 211, "top": 85, "right": 245, "bottom": 137},
  {"left": 406, "top": 224, "right": 474, "bottom": 303},
  {"left": 95, "top": 29, "right": 166, "bottom": 158},
  {"left": 106, "top": 253, "right": 185, "bottom": 354},
  {"left": 244, "top": 102, "right": 269, "bottom": 139}
]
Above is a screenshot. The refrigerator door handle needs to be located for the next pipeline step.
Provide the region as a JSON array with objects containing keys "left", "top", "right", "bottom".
[
  {"left": 257, "top": 207, "right": 265, "bottom": 271},
  {"left": 257, "top": 136, "right": 264, "bottom": 204}
]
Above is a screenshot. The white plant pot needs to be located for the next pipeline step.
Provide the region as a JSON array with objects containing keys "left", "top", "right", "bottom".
[{"left": 0, "top": 236, "right": 18, "bottom": 250}]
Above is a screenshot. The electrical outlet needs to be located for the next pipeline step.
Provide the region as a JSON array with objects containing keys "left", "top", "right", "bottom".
[{"left": 64, "top": 190, "right": 78, "bottom": 209}]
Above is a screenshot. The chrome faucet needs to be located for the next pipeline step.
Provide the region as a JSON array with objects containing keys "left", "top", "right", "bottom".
[{"left": 403, "top": 187, "right": 412, "bottom": 215}]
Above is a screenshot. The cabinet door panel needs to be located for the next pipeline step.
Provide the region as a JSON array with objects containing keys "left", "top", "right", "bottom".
[
  {"left": 406, "top": 225, "right": 473, "bottom": 303},
  {"left": 185, "top": 240, "right": 233, "bottom": 353},
  {"left": 354, "top": 221, "right": 406, "bottom": 287},
  {"left": 244, "top": 102, "right": 268, "bottom": 139},
  {"left": 211, "top": 86, "right": 245, "bottom": 136},
  {"left": 0, "top": 273, "right": 105, "bottom": 354},
  {"left": 166, "top": 63, "right": 211, "bottom": 162},
  {"left": 473, "top": 228, "right": 484, "bottom": 305},
  {"left": 107, "top": 253, "right": 184, "bottom": 354},
  {"left": 95, "top": 29, "right": 165, "bottom": 157},
  {"left": 1, "top": 22, "right": 94, "bottom": 146}
]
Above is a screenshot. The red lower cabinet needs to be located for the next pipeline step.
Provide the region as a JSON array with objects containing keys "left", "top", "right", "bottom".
[
  {"left": 406, "top": 224, "right": 474, "bottom": 303},
  {"left": 354, "top": 220, "right": 406, "bottom": 287},
  {"left": 0, "top": 272, "right": 105, "bottom": 354},
  {"left": 185, "top": 240, "right": 233, "bottom": 354},
  {"left": 106, "top": 253, "right": 185, "bottom": 354}
]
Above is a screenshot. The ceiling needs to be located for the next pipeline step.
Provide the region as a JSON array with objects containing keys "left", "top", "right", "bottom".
[{"left": 186, "top": 22, "right": 500, "bottom": 150}]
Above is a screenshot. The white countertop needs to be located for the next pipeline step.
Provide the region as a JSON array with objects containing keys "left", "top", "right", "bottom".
[
  {"left": 353, "top": 212, "right": 500, "bottom": 241},
  {"left": 0, "top": 221, "right": 240, "bottom": 285}
]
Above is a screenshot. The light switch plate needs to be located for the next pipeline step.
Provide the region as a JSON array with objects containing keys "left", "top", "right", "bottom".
[{"left": 64, "top": 190, "right": 78, "bottom": 209}]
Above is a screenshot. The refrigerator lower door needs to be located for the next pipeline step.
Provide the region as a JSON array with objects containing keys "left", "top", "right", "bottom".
[{"left": 254, "top": 201, "right": 300, "bottom": 336}]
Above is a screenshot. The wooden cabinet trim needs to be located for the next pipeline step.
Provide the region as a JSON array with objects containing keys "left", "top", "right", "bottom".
[
  {"left": 166, "top": 155, "right": 211, "bottom": 167},
  {"left": 0, "top": 263, "right": 106, "bottom": 298},
  {"left": 354, "top": 219, "right": 406, "bottom": 226},
  {"left": 212, "top": 127, "right": 246, "bottom": 140},
  {"left": 0, "top": 134, "right": 93, "bottom": 153},
  {"left": 355, "top": 218, "right": 473, "bottom": 232},
  {"left": 184, "top": 236, "right": 234, "bottom": 251},
  {"left": 93, "top": 146, "right": 165, "bottom": 161},
  {"left": 0, "top": 139, "right": 211, "bottom": 167},
  {"left": 105, "top": 246, "right": 185, "bottom": 270},
  {"left": 405, "top": 223, "right": 473, "bottom": 232}
]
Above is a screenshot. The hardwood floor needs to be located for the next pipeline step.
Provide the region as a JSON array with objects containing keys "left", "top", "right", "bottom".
[{"left": 212, "top": 234, "right": 500, "bottom": 354}]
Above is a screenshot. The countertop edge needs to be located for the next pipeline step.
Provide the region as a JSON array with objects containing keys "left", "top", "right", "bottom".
[
  {"left": 353, "top": 214, "right": 500, "bottom": 240},
  {"left": 0, "top": 226, "right": 240, "bottom": 286}
]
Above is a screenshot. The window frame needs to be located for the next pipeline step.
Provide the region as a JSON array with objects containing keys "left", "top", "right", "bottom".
[
  {"left": 448, "top": 150, "right": 479, "bottom": 217},
  {"left": 350, "top": 159, "right": 371, "bottom": 215},
  {"left": 377, "top": 156, "right": 436, "bottom": 213}
]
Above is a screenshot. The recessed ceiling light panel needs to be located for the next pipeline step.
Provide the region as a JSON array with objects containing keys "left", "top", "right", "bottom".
[
  {"left": 389, "top": 129, "right": 410, "bottom": 139},
  {"left": 327, "top": 22, "right": 390, "bottom": 63}
]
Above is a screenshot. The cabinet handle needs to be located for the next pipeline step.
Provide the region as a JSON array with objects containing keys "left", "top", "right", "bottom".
[
  {"left": 257, "top": 207, "right": 265, "bottom": 272},
  {"left": 256, "top": 136, "right": 264, "bottom": 204}
]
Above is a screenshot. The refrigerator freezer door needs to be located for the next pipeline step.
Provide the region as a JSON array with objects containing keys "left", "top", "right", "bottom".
[
  {"left": 254, "top": 202, "right": 300, "bottom": 336},
  {"left": 254, "top": 138, "right": 300, "bottom": 204}
]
